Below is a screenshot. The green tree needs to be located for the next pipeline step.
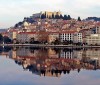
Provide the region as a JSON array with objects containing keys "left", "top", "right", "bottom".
[
  {"left": 67, "top": 15, "right": 71, "bottom": 20},
  {"left": 53, "top": 38, "right": 60, "bottom": 45},
  {"left": 60, "top": 14, "right": 63, "bottom": 19},
  {"left": 63, "top": 15, "right": 68, "bottom": 20},
  {"left": 78, "top": 16, "right": 81, "bottom": 21},
  {"left": 55, "top": 14, "right": 60, "bottom": 19},
  {"left": 52, "top": 13, "right": 55, "bottom": 19},
  {"left": 3, "top": 36, "right": 12, "bottom": 44},
  {"left": 41, "top": 14, "right": 46, "bottom": 19},
  {"left": 44, "top": 12, "right": 46, "bottom": 18},
  {"left": 0, "top": 34, "right": 3, "bottom": 43}
]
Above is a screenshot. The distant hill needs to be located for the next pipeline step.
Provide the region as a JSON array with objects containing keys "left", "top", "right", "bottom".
[
  {"left": 85, "top": 17, "right": 100, "bottom": 21},
  {"left": 0, "top": 29, "right": 7, "bottom": 33}
]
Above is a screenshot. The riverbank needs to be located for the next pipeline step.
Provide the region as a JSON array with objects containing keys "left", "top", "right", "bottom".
[{"left": 0, "top": 44, "right": 100, "bottom": 48}]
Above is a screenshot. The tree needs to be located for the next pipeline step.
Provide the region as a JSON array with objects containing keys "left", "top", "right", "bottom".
[
  {"left": 37, "top": 30, "right": 48, "bottom": 44},
  {"left": 0, "top": 34, "right": 3, "bottom": 43},
  {"left": 52, "top": 13, "right": 55, "bottom": 19},
  {"left": 44, "top": 12, "right": 46, "bottom": 18},
  {"left": 3, "top": 36, "right": 12, "bottom": 44},
  {"left": 60, "top": 14, "right": 63, "bottom": 19},
  {"left": 53, "top": 38, "right": 60, "bottom": 45},
  {"left": 63, "top": 15, "right": 68, "bottom": 20},
  {"left": 78, "top": 16, "right": 81, "bottom": 21},
  {"left": 55, "top": 14, "right": 60, "bottom": 19},
  {"left": 41, "top": 14, "right": 46, "bottom": 19},
  {"left": 67, "top": 15, "right": 71, "bottom": 20}
]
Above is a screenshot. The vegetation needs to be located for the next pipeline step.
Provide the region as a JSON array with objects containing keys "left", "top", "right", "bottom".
[
  {"left": 3, "top": 36, "right": 12, "bottom": 44},
  {"left": 78, "top": 16, "right": 81, "bottom": 21},
  {"left": 0, "top": 34, "right": 3, "bottom": 43},
  {"left": 0, "top": 34, "right": 12, "bottom": 44},
  {"left": 40, "top": 12, "right": 72, "bottom": 20}
]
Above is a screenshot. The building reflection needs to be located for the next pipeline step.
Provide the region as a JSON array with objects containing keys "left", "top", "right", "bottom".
[{"left": 1, "top": 47, "right": 100, "bottom": 77}]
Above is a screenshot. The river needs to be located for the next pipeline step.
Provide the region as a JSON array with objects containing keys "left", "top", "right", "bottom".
[{"left": 0, "top": 47, "right": 100, "bottom": 85}]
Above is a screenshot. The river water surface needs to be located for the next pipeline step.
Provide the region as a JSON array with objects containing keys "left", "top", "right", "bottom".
[{"left": 0, "top": 47, "right": 100, "bottom": 85}]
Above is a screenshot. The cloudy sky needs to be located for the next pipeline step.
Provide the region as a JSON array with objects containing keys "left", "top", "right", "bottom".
[{"left": 0, "top": 0, "right": 100, "bottom": 28}]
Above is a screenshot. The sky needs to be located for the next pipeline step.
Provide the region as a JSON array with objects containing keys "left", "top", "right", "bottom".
[{"left": 0, "top": 0, "right": 100, "bottom": 28}]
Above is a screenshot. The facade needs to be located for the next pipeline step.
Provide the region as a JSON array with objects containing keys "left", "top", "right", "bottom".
[
  {"left": 32, "top": 11, "right": 62, "bottom": 19},
  {"left": 74, "top": 32, "right": 83, "bottom": 43},
  {"left": 59, "top": 31, "right": 83, "bottom": 43},
  {"left": 59, "top": 31, "right": 75, "bottom": 42},
  {"left": 32, "top": 13, "right": 41, "bottom": 18},
  {"left": 96, "top": 27, "right": 100, "bottom": 34},
  {"left": 48, "top": 32, "right": 59, "bottom": 43},
  {"left": 41, "top": 11, "right": 61, "bottom": 18},
  {"left": 86, "top": 34, "right": 100, "bottom": 45},
  {"left": 17, "top": 32, "right": 38, "bottom": 43},
  {"left": 8, "top": 30, "right": 18, "bottom": 40}
]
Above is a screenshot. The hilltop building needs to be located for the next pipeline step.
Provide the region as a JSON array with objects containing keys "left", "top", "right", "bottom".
[{"left": 32, "top": 11, "right": 62, "bottom": 19}]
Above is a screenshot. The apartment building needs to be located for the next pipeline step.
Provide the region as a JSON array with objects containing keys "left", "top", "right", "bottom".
[
  {"left": 59, "top": 31, "right": 83, "bottom": 43},
  {"left": 86, "top": 34, "right": 100, "bottom": 45},
  {"left": 17, "top": 32, "right": 38, "bottom": 43}
]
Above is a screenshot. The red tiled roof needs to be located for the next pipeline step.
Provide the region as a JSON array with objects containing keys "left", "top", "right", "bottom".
[{"left": 18, "top": 32, "right": 37, "bottom": 34}]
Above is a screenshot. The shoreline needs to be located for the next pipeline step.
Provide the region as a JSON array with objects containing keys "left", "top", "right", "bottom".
[{"left": 0, "top": 44, "right": 100, "bottom": 48}]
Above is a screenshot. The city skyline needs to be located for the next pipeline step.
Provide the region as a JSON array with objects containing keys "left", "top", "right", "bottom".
[{"left": 0, "top": 0, "right": 100, "bottom": 28}]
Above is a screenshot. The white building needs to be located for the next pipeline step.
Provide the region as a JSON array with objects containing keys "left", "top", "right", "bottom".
[
  {"left": 59, "top": 31, "right": 83, "bottom": 43},
  {"left": 59, "top": 31, "right": 75, "bottom": 42}
]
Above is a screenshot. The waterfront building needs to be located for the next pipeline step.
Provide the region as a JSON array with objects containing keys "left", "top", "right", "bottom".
[
  {"left": 17, "top": 32, "right": 38, "bottom": 43},
  {"left": 8, "top": 29, "right": 18, "bottom": 40},
  {"left": 59, "top": 31, "right": 76, "bottom": 42},
  {"left": 73, "top": 32, "right": 83, "bottom": 43},
  {"left": 48, "top": 32, "right": 59, "bottom": 44},
  {"left": 86, "top": 34, "right": 100, "bottom": 45},
  {"left": 59, "top": 31, "right": 83, "bottom": 43}
]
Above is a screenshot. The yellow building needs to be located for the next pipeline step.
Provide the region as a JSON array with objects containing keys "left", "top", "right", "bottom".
[
  {"left": 86, "top": 34, "right": 100, "bottom": 45},
  {"left": 41, "top": 11, "right": 61, "bottom": 18},
  {"left": 48, "top": 32, "right": 59, "bottom": 44},
  {"left": 8, "top": 29, "right": 18, "bottom": 40},
  {"left": 32, "top": 11, "right": 62, "bottom": 18}
]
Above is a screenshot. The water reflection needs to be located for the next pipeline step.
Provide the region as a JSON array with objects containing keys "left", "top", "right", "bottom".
[{"left": 1, "top": 47, "right": 100, "bottom": 77}]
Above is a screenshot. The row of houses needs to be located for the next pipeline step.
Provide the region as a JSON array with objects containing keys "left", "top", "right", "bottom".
[
  {"left": 7, "top": 28, "right": 100, "bottom": 45},
  {"left": 7, "top": 29, "right": 83, "bottom": 44}
]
